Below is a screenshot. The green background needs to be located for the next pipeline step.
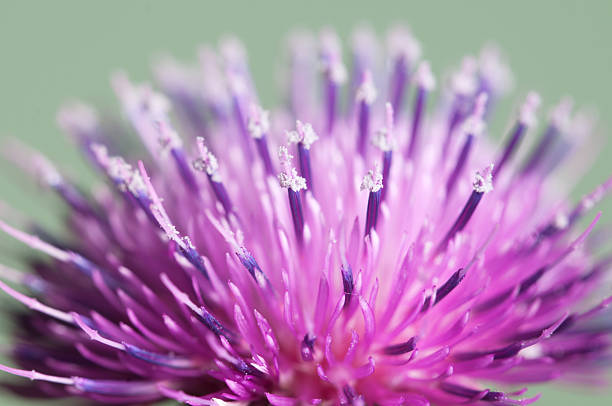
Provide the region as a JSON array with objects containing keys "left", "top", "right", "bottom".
[{"left": 1, "top": 0, "right": 612, "bottom": 404}]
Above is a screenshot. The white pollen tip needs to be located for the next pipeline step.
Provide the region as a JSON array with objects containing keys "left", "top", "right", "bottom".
[
  {"left": 371, "top": 129, "right": 394, "bottom": 152},
  {"left": 193, "top": 137, "right": 219, "bottom": 176},
  {"left": 277, "top": 145, "right": 307, "bottom": 192},
  {"left": 57, "top": 103, "right": 98, "bottom": 135},
  {"left": 473, "top": 164, "right": 494, "bottom": 193},
  {"left": 415, "top": 61, "right": 436, "bottom": 91},
  {"left": 356, "top": 70, "right": 377, "bottom": 104},
  {"left": 451, "top": 56, "right": 478, "bottom": 96},
  {"left": 287, "top": 121, "right": 319, "bottom": 149},
  {"left": 219, "top": 36, "right": 247, "bottom": 66},
  {"left": 460, "top": 93, "right": 488, "bottom": 137},
  {"left": 278, "top": 171, "right": 307, "bottom": 192},
  {"left": 385, "top": 102, "right": 394, "bottom": 128},
  {"left": 247, "top": 104, "right": 270, "bottom": 139},
  {"left": 519, "top": 91, "right": 542, "bottom": 126},
  {"left": 550, "top": 97, "right": 574, "bottom": 131},
  {"left": 360, "top": 167, "right": 383, "bottom": 193},
  {"left": 278, "top": 146, "right": 293, "bottom": 164},
  {"left": 478, "top": 43, "right": 515, "bottom": 95},
  {"left": 386, "top": 25, "right": 422, "bottom": 63},
  {"left": 570, "top": 109, "right": 598, "bottom": 139}
]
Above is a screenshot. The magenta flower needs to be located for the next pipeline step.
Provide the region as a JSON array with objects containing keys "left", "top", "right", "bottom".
[{"left": 1, "top": 26, "right": 612, "bottom": 405}]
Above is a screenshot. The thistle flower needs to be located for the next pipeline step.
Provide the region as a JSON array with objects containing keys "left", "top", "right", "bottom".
[{"left": 1, "top": 25, "right": 612, "bottom": 406}]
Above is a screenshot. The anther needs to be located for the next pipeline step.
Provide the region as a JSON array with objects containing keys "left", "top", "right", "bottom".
[
  {"left": 361, "top": 166, "right": 384, "bottom": 236},
  {"left": 437, "top": 164, "right": 494, "bottom": 253},
  {"left": 247, "top": 104, "right": 275, "bottom": 175},
  {"left": 278, "top": 146, "right": 307, "bottom": 241},
  {"left": 287, "top": 121, "right": 318, "bottom": 192},
  {"left": 193, "top": 137, "right": 234, "bottom": 216},
  {"left": 493, "top": 92, "right": 541, "bottom": 178},
  {"left": 355, "top": 70, "right": 377, "bottom": 155},
  {"left": 406, "top": 61, "right": 435, "bottom": 158}
]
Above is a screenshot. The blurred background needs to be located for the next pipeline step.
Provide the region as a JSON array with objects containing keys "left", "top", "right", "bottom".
[{"left": 1, "top": 0, "right": 612, "bottom": 404}]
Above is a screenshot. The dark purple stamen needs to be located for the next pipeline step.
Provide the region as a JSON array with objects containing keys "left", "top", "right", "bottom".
[
  {"left": 171, "top": 92, "right": 209, "bottom": 139},
  {"left": 231, "top": 94, "right": 250, "bottom": 142},
  {"left": 389, "top": 56, "right": 408, "bottom": 116},
  {"left": 440, "top": 382, "right": 506, "bottom": 402},
  {"left": 364, "top": 189, "right": 381, "bottom": 236},
  {"left": 197, "top": 307, "right": 234, "bottom": 342},
  {"left": 455, "top": 341, "right": 524, "bottom": 361},
  {"left": 325, "top": 80, "right": 338, "bottom": 135},
  {"left": 52, "top": 182, "right": 100, "bottom": 219},
  {"left": 437, "top": 190, "right": 485, "bottom": 254},
  {"left": 521, "top": 124, "right": 559, "bottom": 175},
  {"left": 255, "top": 136, "right": 275, "bottom": 176},
  {"left": 123, "top": 342, "right": 194, "bottom": 369},
  {"left": 180, "top": 245, "right": 209, "bottom": 279},
  {"left": 518, "top": 266, "right": 546, "bottom": 295},
  {"left": 237, "top": 248, "right": 270, "bottom": 289},
  {"left": 297, "top": 143, "right": 313, "bottom": 193},
  {"left": 72, "top": 378, "right": 158, "bottom": 397},
  {"left": 493, "top": 123, "right": 526, "bottom": 179},
  {"left": 288, "top": 189, "right": 305, "bottom": 241},
  {"left": 381, "top": 150, "right": 392, "bottom": 201},
  {"left": 441, "top": 96, "right": 471, "bottom": 159},
  {"left": 406, "top": 86, "right": 426, "bottom": 158},
  {"left": 445, "top": 134, "right": 475, "bottom": 198},
  {"left": 357, "top": 99, "right": 371, "bottom": 156},
  {"left": 434, "top": 268, "right": 467, "bottom": 305},
  {"left": 170, "top": 148, "right": 199, "bottom": 193},
  {"left": 341, "top": 264, "right": 354, "bottom": 309},
  {"left": 208, "top": 176, "right": 234, "bottom": 216},
  {"left": 383, "top": 336, "right": 417, "bottom": 355},
  {"left": 301, "top": 333, "right": 316, "bottom": 361},
  {"left": 342, "top": 384, "right": 364, "bottom": 405}
]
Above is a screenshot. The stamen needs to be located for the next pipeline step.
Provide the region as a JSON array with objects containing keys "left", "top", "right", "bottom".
[
  {"left": 320, "top": 29, "right": 347, "bottom": 135},
  {"left": 287, "top": 121, "right": 319, "bottom": 192},
  {"left": 386, "top": 25, "right": 421, "bottom": 116},
  {"left": 349, "top": 26, "right": 378, "bottom": 114},
  {"left": 236, "top": 247, "right": 270, "bottom": 290},
  {"left": 341, "top": 264, "right": 354, "bottom": 309},
  {"left": 434, "top": 268, "right": 467, "bottom": 305},
  {"left": 383, "top": 336, "right": 417, "bottom": 355},
  {"left": 406, "top": 61, "right": 436, "bottom": 158},
  {"left": 521, "top": 97, "right": 573, "bottom": 175},
  {"left": 193, "top": 137, "right": 234, "bottom": 216},
  {"left": 138, "top": 162, "right": 209, "bottom": 278},
  {"left": 477, "top": 44, "right": 514, "bottom": 106},
  {"left": 198, "top": 46, "right": 231, "bottom": 122},
  {"left": 111, "top": 73, "right": 173, "bottom": 157},
  {"left": 445, "top": 93, "right": 488, "bottom": 198},
  {"left": 278, "top": 146, "right": 307, "bottom": 240},
  {"left": 493, "top": 92, "right": 541, "bottom": 178},
  {"left": 372, "top": 103, "right": 395, "bottom": 201},
  {"left": 226, "top": 70, "right": 252, "bottom": 145},
  {"left": 287, "top": 31, "right": 316, "bottom": 119},
  {"left": 301, "top": 333, "right": 317, "bottom": 361},
  {"left": 154, "top": 121, "right": 199, "bottom": 193},
  {"left": 441, "top": 57, "right": 478, "bottom": 158},
  {"left": 154, "top": 57, "right": 209, "bottom": 139},
  {"left": 355, "top": 70, "right": 377, "bottom": 155},
  {"left": 361, "top": 166, "right": 384, "bottom": 236},
  {"left": 57, "top": 103, "right": 101, "bottom": 162},
  {"left": 437, "top": 164, "right": 494, "bottom": 253},
  {"left": 247, "top": 104, "right": 274, "bottom": 175}
]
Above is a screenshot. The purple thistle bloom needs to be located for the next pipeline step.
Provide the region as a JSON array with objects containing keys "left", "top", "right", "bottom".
[{"left": 1, "top": 25, "right": 612, "bottom": 405}]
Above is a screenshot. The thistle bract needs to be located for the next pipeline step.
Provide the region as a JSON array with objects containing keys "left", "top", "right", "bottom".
[{"left": 1, "top": 26, "right": 611, "bottom": 406}]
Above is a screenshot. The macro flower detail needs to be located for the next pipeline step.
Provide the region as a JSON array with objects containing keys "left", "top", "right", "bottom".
[{"left": 1, "top": 24, "right": 612, "bottom": 406}]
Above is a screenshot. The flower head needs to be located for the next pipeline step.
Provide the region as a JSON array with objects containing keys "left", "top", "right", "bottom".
[{"left": 1, "top": 26, "right": 612, "bottom": 406}]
